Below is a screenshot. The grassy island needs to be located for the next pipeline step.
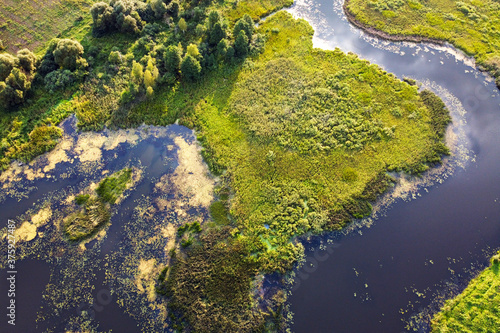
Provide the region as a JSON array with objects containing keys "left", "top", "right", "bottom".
[
  {"left": 345, "top": 0, "right": 500, "bottom": 87},
  {"left": 63, "top": 168, "right": 133, "bottom": 241},
  {"left": 0, "top": 0, "right": 453, "bottom": 331}
]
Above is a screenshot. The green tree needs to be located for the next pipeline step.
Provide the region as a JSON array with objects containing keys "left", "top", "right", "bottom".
[
  {"left": 178, "top": 18, "right": 187, "bottom": 33},
  {"left": 207, "top": 11, "right": 227, "bottom": 47},
  {"left": 131, "top": 61, "right": 144, "bottom": 84},
  {"left": 150, "top": 0, "right": 167, "bottom": 19},
  {"left": 144, "top": 58, "right": 159, "bottom": 88},
  {"left": 167, "top": 1, "right": 179, "bottom": 18},
  {"left": 234, "top": 30, "right": 249, "bottom": 58},
  {"left": 233, "top": 14, "right": 254, "bottom": 40},
  {"left": 186, "top": 44, "right": 200, "bottom": 58},
  {"left": 0, "top": 53, "right": 18, "bottom": 81},
  {"left": 90, "top": 2, "right": 114, "bottom": 35},
  {"left": 0, "top": 68, "right": 30, "bottom": 107},
  {"left": 17, "top": 49, "right": 37, "bottom": 74},
  {"left": 181, "top": 55, "right": 201, "bottom": 82},
  {"left": 164, "top": 45, "right": 182, "bottom": 74},
  {"left": 53, "top": 39, "right": 87, "bottom": 71}
]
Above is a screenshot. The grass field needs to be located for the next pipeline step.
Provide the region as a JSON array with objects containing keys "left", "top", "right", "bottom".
[
  {"left": 0, "top": 0, "right": 95, "bottom": 53},
  {"left": 345, "top": 0, "right": 500, "bottom": 85},
  {"left": 431, "top": 252, "right": 500, "bottom": 332}
]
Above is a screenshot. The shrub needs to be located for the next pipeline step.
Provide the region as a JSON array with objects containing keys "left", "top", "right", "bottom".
[
  {"left": 17, "top": 49, "right": 38, "bottom": 74},
  {"left": 0, "top": 53, "right": 18, "bottom": 81},
  {"left": 53, "top": 39, "right": 87, "bottom": 71},
  {"left": 44, "top": 69, "right": 75, "bottom": 93}
]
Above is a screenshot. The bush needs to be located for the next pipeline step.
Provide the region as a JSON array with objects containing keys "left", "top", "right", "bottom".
[
  {"left": 53, "top": 39, "right": 87, "bottom": 71},
  {"left": 44, "top": 69, "right": 76, "bottom": 93},
  {"left": 0, "top": 53, "right": 18, "bottom": 81},
  {"left": 17, "top": 48, "right": 38, "bottom": 73}
]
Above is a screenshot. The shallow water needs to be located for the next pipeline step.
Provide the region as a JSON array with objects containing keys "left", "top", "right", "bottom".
[
  {"left": 0, "top": 119, "right": 212, "bottom": 332},
  {"left": 287, "top": 0, "right": 500, "bottom": 332}
]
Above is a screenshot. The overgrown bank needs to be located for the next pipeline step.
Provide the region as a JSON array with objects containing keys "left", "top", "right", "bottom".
[
  {"left": 344, "top": 0, "right": 500, "bottom": 88},
  {"left": 431, "top": 251, "right": 500, "bottom": 332}
]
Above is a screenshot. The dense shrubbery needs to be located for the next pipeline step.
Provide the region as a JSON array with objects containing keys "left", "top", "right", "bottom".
[{"left": 0, "top": 49, "right": 37, "bottom": 108}]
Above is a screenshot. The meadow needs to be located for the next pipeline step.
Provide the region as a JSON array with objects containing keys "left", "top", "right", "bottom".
[{"left": 345, "top": 0, "right": 500, "bottom": 87}]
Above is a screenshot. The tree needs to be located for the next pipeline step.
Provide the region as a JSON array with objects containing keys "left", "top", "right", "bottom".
[
  {"left": 0, "top": 68, "right": 30, "bottom": 107},
  {"left": 178, "top": 18, "right": 187, "bottom": 33},
  {"left": 53, "top": 39, "right": 87, "bottom": 71},
  {"left": 181, "top": 55, "right": 201, "bottom": 82},
  {"left": 150, "top": 0, "right": 167, "bottom": 19},
  {"left": 233, "top": 14, "right": 254, "bottom": 40},
  {"left": 166, "top": 1, "right": 179, "bottom": 18},
  {"left": 144, "top": 58, "right": 159, "bottom": 88},
  {"left": 17, "top": 49, "right": 38, "bottom": 74},
  {"left": 0, "top": 54, "right": 18, "bottom": 81},
  {"left": 131, "top": 61, "right": 144, "bottom": 84},
  {"left": 90, "top": 2, "right": 114, "bottom": 35},
  {"left": 38, "top": 39, "right": 60, "bottom": 77},
  {"left": 186, "top": 44, "right": 200, "bottom": 58},
  {"left": 164, "top": 45, "right": 182, "bottom": 74},
  {"left": 207, "top": 10, "right": 227, "bottom": 47},
  {"left": 234, "top": 30, "right": 249, "bottom": 58}
]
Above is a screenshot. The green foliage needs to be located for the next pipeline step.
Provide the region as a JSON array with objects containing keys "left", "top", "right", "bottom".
[
  {"left": 346, "top": 0, "right": 500, "bottom": 83},
  {"left": 234, "top": 14, "right": 254, "bottom": 40},
  {"left": 16, "top": 49, "right": 38, "bottom": 74},
  {"left": 181, "top": 54, "right": 201, "bottom": 82},
  {"left": 63, "top": 196, "right": 111, "bottom": 241},
  {"left": 178, "top": 17, "right": 188, "bottom": 33},
  {"left": 0, "top": 68, "right": 32, "bottom": 108},
  {"left": 0, "top": 53, "right": 18, "bottom": 81},
  {"left": 90, "top": 0, "right": 146, "bottom": 36},
  {"left": 164, "top": 45, "right": 182, "bottom": 74},
  {"left": 53, "top": 39, "right": 87, "bottom": 71},
  {"left": 17, "top": 125, "right": 62, "bottom": 162},
  {"left": 160, "top": 227, "right": 265, "bottom": 332},
  {"left": 234, "top": 30, "right": 249, "bottom": 57},
  {"left": 44, "top": 69, "right": 76, "bottom": 93},
  {"left": 96, "top": 168, "right": 132, "bottom": 204},
  {"left": 75, "top": 194, "right": 91, "bottom": 206},
  {"left": 431, "top": 251, "right": 500, "bottom": 332}
]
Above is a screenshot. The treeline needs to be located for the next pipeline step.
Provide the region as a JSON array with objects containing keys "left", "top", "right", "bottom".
[
  {"left": 89, "top": 0, "right": 262, "bottom": 102},
  {"left": 0, "top": 38, "right": 87, "bottom": 109}
]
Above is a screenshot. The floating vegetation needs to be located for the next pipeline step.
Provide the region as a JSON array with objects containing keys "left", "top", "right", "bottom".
[{"left": 0, "top": 118, "right": 214, "bottom": 331}]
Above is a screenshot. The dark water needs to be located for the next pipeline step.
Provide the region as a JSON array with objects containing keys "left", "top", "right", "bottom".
[
  {"left": 0, "top": 123, "right": 196, "bottom": 332},
  {"left": 287, "top": 0, "right": 500, "bottom": 332}
]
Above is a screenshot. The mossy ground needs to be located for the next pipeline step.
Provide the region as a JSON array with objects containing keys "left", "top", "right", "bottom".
[
  {"left": 346, "top": 0, "right": 500, "bottom": 85},
  {"left": 431, "top": 252, "right": 500, "bottom": 332}
]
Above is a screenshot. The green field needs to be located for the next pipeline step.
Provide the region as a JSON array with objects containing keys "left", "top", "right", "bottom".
[
  {"left": 345, "top": 0, "right": 500, "bottom": 86},
  {"left": 431, "top": 252, "right": 500, "bottom": 332}
]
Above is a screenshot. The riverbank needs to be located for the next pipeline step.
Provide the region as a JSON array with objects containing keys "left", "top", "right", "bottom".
[{"left": 343, "top": 0, "right": 500, "bottom": 88}]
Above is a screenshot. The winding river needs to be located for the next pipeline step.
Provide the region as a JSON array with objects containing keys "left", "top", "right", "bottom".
[
  {"left": 287, "top": 0, "right": 500, "bottom": 332},
  {"left": 1, "top": 0, "right": 499, "bottom": 332}
]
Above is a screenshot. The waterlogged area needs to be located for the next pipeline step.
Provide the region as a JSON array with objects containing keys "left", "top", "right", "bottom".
[
  {"left": 0, "top": 117, "right": 215, "bottom": 332},
  {"left": 287, "top": 0, "right": 500, "bottom": 332}
]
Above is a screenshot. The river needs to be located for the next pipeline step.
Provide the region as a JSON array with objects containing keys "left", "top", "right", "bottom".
[{"left": 287, "top": 0, "right": 500, "bottom": 332}]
